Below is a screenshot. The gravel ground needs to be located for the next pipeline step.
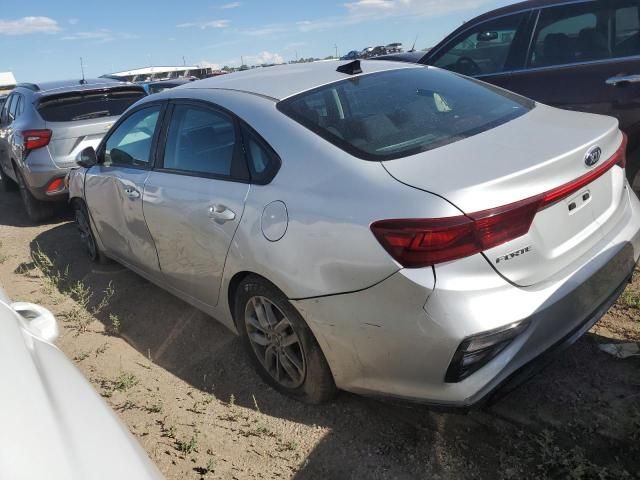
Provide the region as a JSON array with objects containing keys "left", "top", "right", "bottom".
[{"left": 0, "top": 187, "right": 638, "bottom": 479}]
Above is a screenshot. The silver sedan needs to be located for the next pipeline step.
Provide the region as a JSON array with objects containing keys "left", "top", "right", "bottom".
[{"left": 68, "top": 60, "right": 640, "bottom": 406}]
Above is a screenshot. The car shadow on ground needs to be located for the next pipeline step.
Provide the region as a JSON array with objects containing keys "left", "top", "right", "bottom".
[{"left": 3, "top": 190, "right": 638, "bottom": 478}]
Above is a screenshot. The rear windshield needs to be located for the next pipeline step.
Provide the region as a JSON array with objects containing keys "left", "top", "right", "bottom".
[
  {"left": 277, "top": 67, "right": 534, "bottom": 161},
  {"left": 37, "top": 88, "right": 146, "bottom": 122}
]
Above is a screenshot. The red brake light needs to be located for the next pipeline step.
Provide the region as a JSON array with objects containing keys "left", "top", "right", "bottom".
[
  {"left": 372, "top": 134, "right": 627, "bottom": 268},
  {"left": 22, "top": 129, "right": 52, "bottom": 150}
]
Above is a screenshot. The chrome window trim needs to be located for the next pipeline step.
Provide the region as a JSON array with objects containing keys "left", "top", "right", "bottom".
[{"left": 474, "top": 52, "right": 640, "bottom": 79}]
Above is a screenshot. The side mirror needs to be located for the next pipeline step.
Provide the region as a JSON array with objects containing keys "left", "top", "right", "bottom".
[
  {"left": 11, "top": 302, "right": 59, "bottom": 343},
  {"left": 477, "top": 31, "right": 499, "bottom": 42},
  {"left": 77, "top": 146, "right": 98, "bottom": 168}
]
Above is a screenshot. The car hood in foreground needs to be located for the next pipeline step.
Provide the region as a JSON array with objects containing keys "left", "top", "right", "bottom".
[{"left": 0, "top": 297, "right": 163, "bottom": 480}]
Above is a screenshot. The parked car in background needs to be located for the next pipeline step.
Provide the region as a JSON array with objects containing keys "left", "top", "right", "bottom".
[
  {"left": 341, "top": 50, "right": 361, "bottom": 61},
  {"left": 362, "top": 45, "right": 387, "bottom": 58},
  {"left": 142, "top": 78, "right": 196, "bottom": 95},
  {"left": 0, "top": 287, "right": 163, "bottom": 480},
  {"left": 68, "top": 60, "right": 640, "bottom": 407},
  {"left": 385, "top": 42, "right": 403, "bottom": 54},
  {"left": 0, "top": 79, "right": 146, "bottom": 222},
  {"left": 377, "top": 0, "right": 640, "bottom": 172},
  {"left": 0, "top": 95, "right": 7, "bottom": 113},
  {"left": 359, "top": 46, "right": 375, "bottom": 58}
]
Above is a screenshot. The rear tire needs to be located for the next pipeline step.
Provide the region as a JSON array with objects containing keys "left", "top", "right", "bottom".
[
  {"left": 0, "top": 164, "right": 18, "bottom": 192},
  {"left": 235, "top": 275, "right": 337, "bottom": 404},
  {"left": 73, "top": 200, "right": 108, "bottom": 264},
  {"left": 16, "top": 169, "right": 54, "bottom": 223}
]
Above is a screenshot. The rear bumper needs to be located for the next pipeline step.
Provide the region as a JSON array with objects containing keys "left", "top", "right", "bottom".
[
  {"left": 294, "top": 184, "right": 640, "bottom": 406},
  {"left": 21, "top": 149, "right": 70, "bottom": 201}
]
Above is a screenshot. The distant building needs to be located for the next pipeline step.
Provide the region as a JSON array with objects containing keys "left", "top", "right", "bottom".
[
  {"left": 104, "top": 65, "right": 225, "bottom": 83},
  {"left": 0, "top": 72, "right": 16, "bottom": 95}
]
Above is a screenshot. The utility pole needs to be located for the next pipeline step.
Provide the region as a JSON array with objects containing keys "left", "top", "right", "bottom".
[
  {"left": 241, "top": 55, "right": 244, "bottom": 66},
  {"left": 182, "top": 56, "right": 186, "bottom": 66},
  {"left": 334, "top": 44, "right": 338, "bottom": 58},
  {"left": 79, "top": 57, "right": 85, "bottom": 83}
]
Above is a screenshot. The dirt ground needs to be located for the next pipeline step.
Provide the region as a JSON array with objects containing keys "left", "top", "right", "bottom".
[{"left": 0, "top": 187, "right": 639, "bottom": 480}]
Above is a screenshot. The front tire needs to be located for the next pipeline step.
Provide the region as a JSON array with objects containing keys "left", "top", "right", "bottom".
[
  {"left": 235, "top": 275, "right": 337, "bottom": 404},
  {"left": 73, "top": 200, "right": 108, "bottom": 264},
  {"left": 16, "top": 169, "right": 54, "bottom": 223}
]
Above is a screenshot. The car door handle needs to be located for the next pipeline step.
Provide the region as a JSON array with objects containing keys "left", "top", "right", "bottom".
[
  {"left": 124, "top": 187, "right": 140, "bottom": 199},
  {"left": 209, "top": 204, "right": 236, "bottom": 223},
  {"left": 606, "top": 74, "right": 640, "bottom": 86}
]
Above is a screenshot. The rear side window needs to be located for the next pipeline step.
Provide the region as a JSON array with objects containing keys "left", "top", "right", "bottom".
[
  {"left": 529, "top": 3, "right": 610, "bottom": 67},
  {"left": 241, "top": 125, "right": 281, "bottom": 184},
  {"left": 614, "top": 3, "right": 640, "bottom": 57},
  {"left": 277, "top": 67, "right": 533, "bottom": 161},
  {"left": 8, "top": 94, "right": 19, "bottom": 121},
  {"left": 163, "top": 105, "right": 239, "bottom": 177},
  {"left": 38, "top": 88, "right": 146, "bottom": 122}
]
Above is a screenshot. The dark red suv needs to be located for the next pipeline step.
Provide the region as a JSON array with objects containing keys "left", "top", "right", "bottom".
[{"left": 382, "top": 0, "right": 640, "bottom": 174}]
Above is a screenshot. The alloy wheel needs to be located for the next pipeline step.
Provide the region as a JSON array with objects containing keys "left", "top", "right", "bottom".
[{"left": 244, "top": 296, "right": 306, "bottom": 388}]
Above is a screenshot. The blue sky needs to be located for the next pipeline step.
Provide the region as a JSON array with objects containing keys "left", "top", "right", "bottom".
[{"left": 1, "top": 0, "right": 512, "bottom": 82}]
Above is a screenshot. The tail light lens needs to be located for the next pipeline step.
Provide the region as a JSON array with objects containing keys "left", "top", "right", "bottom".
[
  {"left": 372, "top": 134, "right": 628, "bottom": 268},
  {"left": 22, "top": 129, "right": 52, "bottom": 150}
]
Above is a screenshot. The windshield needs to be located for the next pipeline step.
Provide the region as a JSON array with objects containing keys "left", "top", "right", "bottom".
[
  {"left": 37, "top": 88, "right": 146, "bottom": 122},
  {"left": 277, "top": 67, "right": 533, "bottom": 161}
]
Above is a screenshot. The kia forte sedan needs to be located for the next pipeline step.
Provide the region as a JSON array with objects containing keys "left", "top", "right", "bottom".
[{"left": 68, "top": 60, "right": 640, "bottom": 406}]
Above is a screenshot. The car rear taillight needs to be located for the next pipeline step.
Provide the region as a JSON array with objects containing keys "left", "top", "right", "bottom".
[
  {"left": 371, "top": 198, "right": 542, "bottom": 268},
  {"left": 22, "top": 129, "right": 52, "bottom": 150},
  {"left": 372, "top": 134, "right": 628, "bottom": 268}
]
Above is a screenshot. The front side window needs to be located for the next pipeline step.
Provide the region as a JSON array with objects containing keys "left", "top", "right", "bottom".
[
  {"left": 104, "top": 106, "right": 161, "bottom": 167},
  {"left": 529, "top": 3, "right": 610, "bottom": 67},
  {"left": 163, "top": 105, "right": 238, "bottom": 177},
  {"left": 278, "top": 67, "right": 533, "bottom": 161},
  {"left": 431, "top": 13, "right": 527, "bottom": 76}
]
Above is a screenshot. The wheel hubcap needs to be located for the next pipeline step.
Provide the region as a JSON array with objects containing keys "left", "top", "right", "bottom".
[{"left": 245, "top": 296, "right": 306, "bottom": 388}]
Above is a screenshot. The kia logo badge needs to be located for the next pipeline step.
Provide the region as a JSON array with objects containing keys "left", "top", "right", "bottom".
[{"left": 585, "top": 146, "right": 602, "bottom": 167}]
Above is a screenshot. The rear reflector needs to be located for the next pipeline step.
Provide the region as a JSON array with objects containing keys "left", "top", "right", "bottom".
[
  {"left": 46, "top": 177, "right": 65, "bottom": 194},
  {"left": 372, "top": 134, "right": 627, "bottom": 268},
  {"left": 22, "top": 129, "right": 52, "bottom": 150},
  {"left": 445, "top": 320, "right": 530, "bottom": 382}
]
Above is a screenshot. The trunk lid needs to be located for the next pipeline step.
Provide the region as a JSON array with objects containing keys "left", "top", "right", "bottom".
[
  {"left": 46, "top": 117, "right": 116, "bottom": 168},
  {"left": 383, "top": 105, "right": 625, "bottom": 286}
]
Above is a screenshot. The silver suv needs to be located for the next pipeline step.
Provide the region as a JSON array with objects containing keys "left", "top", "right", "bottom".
[{"left": 0, "top": 79, "right": 146, "bottom": 222}]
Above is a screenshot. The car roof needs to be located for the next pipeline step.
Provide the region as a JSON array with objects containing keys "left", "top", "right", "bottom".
[
  {"left": 16, "top": 78, "right": 139, "bottom": 96},
  {"left": 180, "top": 60, "right": 420, "bottom": 101}
]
